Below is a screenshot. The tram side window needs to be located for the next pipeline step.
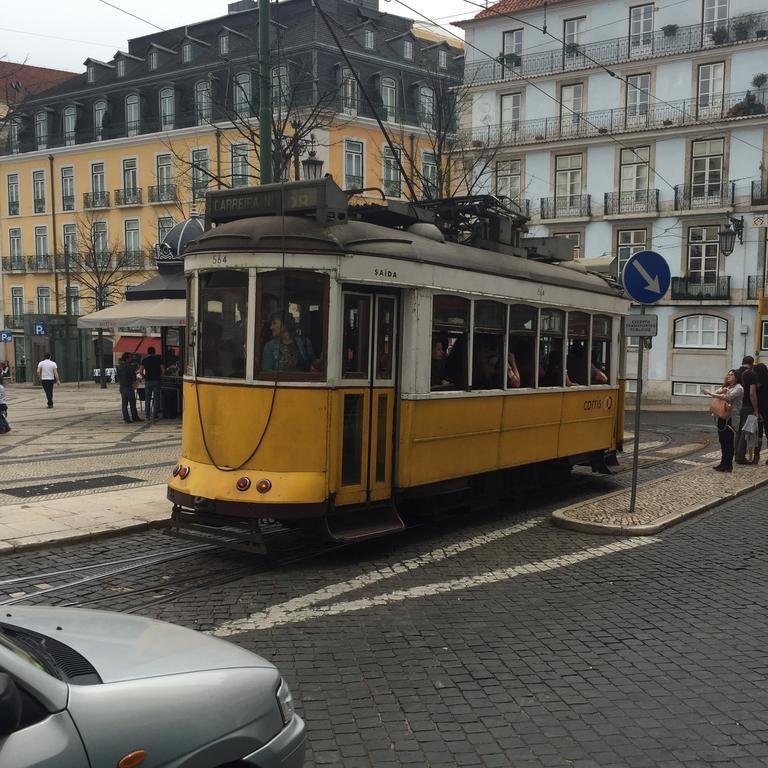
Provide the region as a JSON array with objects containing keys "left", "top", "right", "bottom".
[
  {"left": 566, "top": 312, "right": 590, "bottom": 386},
  {"left": 472, "top": 300, "right": 505, "bottom": 389},
  {"left": 431, "top": 295, "right": 469, "bottom": 390},
  {"left": 199, "top": 270, "right": 248, "bottom": 378},
  {"left": 258, "top": 271, "right": 326, "bottom": 378},
  {"left": 508, "top": 304, "right": 537, "bottom": 388},
  {"left": 591, "top": 315, "right": 611, "bottom": 384},
  {"left": 539, "top": 309, "right": 565, "bottom": 387},
  {"left": 342, "top": 294, "right": 371, "bottom": 378}
]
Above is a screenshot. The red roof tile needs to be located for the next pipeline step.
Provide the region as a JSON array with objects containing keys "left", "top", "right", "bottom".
[
  {"left": 0, "top": 61, "right": 77, "bottom": 103},
  {"left": 473, "top": 0, "right": 572, "bottom": 20}
]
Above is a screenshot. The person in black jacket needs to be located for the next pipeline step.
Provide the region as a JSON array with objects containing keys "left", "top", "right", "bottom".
[{"left": 116, "top": 353, "right": 142, "bottom": 423}]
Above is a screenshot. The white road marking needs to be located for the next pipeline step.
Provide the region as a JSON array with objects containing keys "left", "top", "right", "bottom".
[
  {"left": 655, "top": 443, "right": 705, "bottom": 456},
  {"left": 675, "top": 459, "right": 710, "bottom": 467},
  {"left": 213, "top": 532, "right": 657, "bottom": 636}
]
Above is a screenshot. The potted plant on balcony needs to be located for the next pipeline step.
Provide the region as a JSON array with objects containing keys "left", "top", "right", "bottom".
[
  {"left": 662, "top": 24, "right": 678, "bottom": 38},
  {"left": 752, "top": 73, "right": 768, "bottom": 90},
  {"left": 733, "top": 15, "right": 755, "bottom": 41},
  {"left": 726, "top": 90, "right": 766, "bottom": 117},
  {"left": 710, "top": 26, "right": 729, "bottom": 45},
  {"left": 565, "top": 42, "right": 582, "bottom": 57},
  {"left": 497, "top": 51, "right": 521, "bottom": 68}
]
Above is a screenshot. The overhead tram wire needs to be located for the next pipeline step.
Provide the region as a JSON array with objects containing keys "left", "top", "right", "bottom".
[
  {"left": 460, "top": 0, "right": 768, "bottom": 157},
  {"left": 96, "top": 0, "right": 166, "bottom": 32},
  {"left": 389, "top": 0, "right": 680, "bottom": 196}
]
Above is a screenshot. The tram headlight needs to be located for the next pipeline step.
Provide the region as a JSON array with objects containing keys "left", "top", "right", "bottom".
[
  {"left": 256, "top": 478, "right": 272, "bottom": 494},
  {"left": 178, "top": 466, "right": 190, "bottom": 480},
  {"left": 236, "top": 477, "right": 251, "bottom": 492}
]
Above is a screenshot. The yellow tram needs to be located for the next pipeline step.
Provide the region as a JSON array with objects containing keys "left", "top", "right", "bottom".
[{"left": 167, "top": 179, "right": 630, "bottom": 550}]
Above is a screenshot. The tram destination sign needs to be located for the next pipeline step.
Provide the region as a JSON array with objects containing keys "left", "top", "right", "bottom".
[
  {"left": 624, "top": 314, "right": 658, "bottom": 337},
  {"left": 205, "top": 178, "right": 348, "bottom": 227}
]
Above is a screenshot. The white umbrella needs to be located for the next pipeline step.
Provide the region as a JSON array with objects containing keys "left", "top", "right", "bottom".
[{"left": 77, "top": 298, "right": 186, "bottom": 329}]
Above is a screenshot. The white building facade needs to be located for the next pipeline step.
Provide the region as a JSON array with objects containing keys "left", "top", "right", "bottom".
[{"left": 458, "top": 0, "right": 768, "bottom": 402}]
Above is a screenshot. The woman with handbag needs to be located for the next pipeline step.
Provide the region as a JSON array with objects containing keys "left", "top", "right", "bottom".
[{"left": 704, "top": 368, "right": 743, "bottom": 472}]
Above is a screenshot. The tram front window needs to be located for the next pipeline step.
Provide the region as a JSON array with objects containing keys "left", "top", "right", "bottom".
[
  {"left": 257, "top": 271, "right": 326, "bottom": 378},
  {"left": 199, "top": 270, "right": 248, "bottom": 378}
]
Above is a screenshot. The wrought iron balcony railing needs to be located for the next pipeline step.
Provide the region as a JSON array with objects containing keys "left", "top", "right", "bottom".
[
  {"left": 7, "top": 200, "right": 19, "bottom": 216},
  {"left": 748, "top": 275, "right": 767, "bottom": 300},
  {"left": 230, "top": 175, "right": 250, "bottom": 188},
  {"left": 115, "top": 188, "right": 142, "bottom": 206},
  {"left": 464, "top": 11, "right": 768, "bottom": 87},
  {"left": 671, "top": 276, "right": 731, "bottom": 300},
  {"left": 540, "top": 194, "right": 591, "bottom": 219},
  {"left": 4, "top": 314, "right": 24, "bottom": 330},
  {"left": 674, "top": 182, "right": 735, "bottom": 210},
  {"left": 62, "top": 195, "right": 75, "bottom": 211},
  {"left": 461, "top": 88, "right": 768, "bottom": 149},
  {"left": 344, "top": 174, "right": 363, "bottom": 190},
  {"left": 83, "top": 191, "right": 110, "bottom": 209},
  {"left": 33, "top": 197, "right": 46, "bottom": 213},
  {"left": 27, "top": 255, "right": 53, "bottom": 272},
  {"left": 383, "top": 180, "right": 402, "bottom": 198},
  {"left": 1, "top": 257, "right": 26, "bottom": 272},
  {"left": 604, "top": 189, "right": 660, "bottom": 215},
  {"left": 752, "top": 179, "right": 768, "bottom": 206},
  {"left": 192, "top": 184, "right": 209, "bottom": 201},
  {"left": 148, "top": 184, "right": 178, "bottom": 203},
  {"left": 118, "top": 250, "right": 146, "bottom": 269}
]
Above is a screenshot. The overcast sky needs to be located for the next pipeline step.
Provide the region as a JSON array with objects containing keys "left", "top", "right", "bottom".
[{"left": 4, "top": 0, "right": 476, "bottom": 72}]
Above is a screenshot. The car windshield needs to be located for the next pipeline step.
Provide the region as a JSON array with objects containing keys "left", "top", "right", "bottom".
[{"left": 0, "top": 625, "right": 47, "bottom": 672}]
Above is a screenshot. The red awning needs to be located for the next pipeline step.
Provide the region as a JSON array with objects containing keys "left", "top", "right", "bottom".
[{"left": 113, "top": 336, "right": 160, "bottom": 357}]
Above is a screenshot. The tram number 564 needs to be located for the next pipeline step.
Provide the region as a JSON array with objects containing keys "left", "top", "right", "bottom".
[{"left": 212, "top": 255, "right": 227, "bottom": 265}]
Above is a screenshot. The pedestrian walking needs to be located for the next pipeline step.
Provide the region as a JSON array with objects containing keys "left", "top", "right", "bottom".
[
  {"left": 735, "top": 355, "right": 759, "bottom": 464},
  {"left": 36, "top": 353, "right": 59, "bottom": 408},
  {"left": 0, "top": 375, "right": 9, "bottom": 433},
  {"left": 116, "top": 352, "right": 142, "bottom": 423},
  {"left": 704, "top": 368, "right": 743, "bottom": 472},
  {"left": 753, "top": 362, "right": 768, "bottom": 464},
  {"left": 140, "top": 346, "right": 164, "bottom": 420}
]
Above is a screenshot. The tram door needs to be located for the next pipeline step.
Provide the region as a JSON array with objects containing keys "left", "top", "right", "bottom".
[{"left": 335, "top": 291, "right": 398, "bottom": 508}]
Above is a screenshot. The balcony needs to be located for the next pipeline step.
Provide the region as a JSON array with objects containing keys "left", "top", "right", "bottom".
[
  {"left": 604, "top": 189, "right": 660, "bottom": 216},
  {"left": 118, "top": 250, "right": 146, "bottom": 269},
  {"left": 344, "top": 174, "right": 363, "bottom": 190},
  {"left": 148, "top": 184, "right": 178, "bottom": 203},
  {"left": 27, "top": 255, "right": 53, "bottom": 272},
  {"left": 671, "top": 276, "right": 731, "bottom": 300},
  {"left": 461, "top": 87, "right": 768, "bottom": 150},
  {"left": 192, "top": 184, "right": 209, "bottom": 201},
  {"left": 83, "top": 191, "right": 110, "bottom": 209},
  {"left": 7, "top": 201, "right": 19, "bottom": 216},
  {"left": 540, "top": 194, "right": 591, "bottom": 219},
  {"left": 62, "top": 195, "right": 75, "bottom": 211},
  {"left": 4, "top": 314, "right": 24, "bottom": 330},
  {"left": 464, "top": 11, "right": 768, "bottom": 87},
  {"left": 748, "top": 275, "right": 767, "bottom": 300},
  {"left": 383, "top": 180, "right": 402, "bottom": 198},
  {"left": 752, "top": 179, "right": 768, "bottom": 206},
  {"left": 33, "top": 197, "right": 46, "bottom": 214},
  {"left": 115, "top": 188, "right": 142, "bottom": 206},
  {"left": 1, "top": 257, "right": 26, "bottom": 272},
  {"left": 674, "top": 182, "right": 734, "bottom": 211}
]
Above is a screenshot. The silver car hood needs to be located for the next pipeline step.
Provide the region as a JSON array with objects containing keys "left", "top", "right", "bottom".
[{"left": 3, "top": 606, "right": 271, "bottom": 684}]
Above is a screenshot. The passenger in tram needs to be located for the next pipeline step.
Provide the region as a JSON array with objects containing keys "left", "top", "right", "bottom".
[
  {"left": 590, "top": 351, "right": 609, "bottom": 384},
  {"left": 566, "top": 343, "right": 589, "bottom": 386},
  {"left": 507, "top": 352, "right": 521, "bottom": 388},
  {"left": 442, "top": 335, "right": 467, "bottom": 389},
  {"left": 431, "top": 338, "right": 448, "bottom": 387},
  {"left": 262, "top": 312, "right": 315, "bottom": 372},
  {"left": 473, "top": 345, "right": 502, "bottom": 389},
  {"left": 541, "top": 353, "right": 573, "bottom": 387}
]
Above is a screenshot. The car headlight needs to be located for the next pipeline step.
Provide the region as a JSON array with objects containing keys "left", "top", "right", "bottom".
[{"left": 276, "top": 679, "right": 295, "bottom": 725}]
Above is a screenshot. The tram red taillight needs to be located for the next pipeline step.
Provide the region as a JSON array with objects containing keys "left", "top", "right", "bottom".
[
  {"left": 178, "top": 466, "right": 190, "bottom": 480},
  {"left": 236, "top": 477, "right": 251, "bottom": 491},
  {"left": 256, "top": 478, "right": 272, "bottom": 494}
]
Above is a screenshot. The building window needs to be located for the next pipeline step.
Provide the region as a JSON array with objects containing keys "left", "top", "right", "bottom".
[
  {"left": 195, "top": 80, "right": 212, "bottom": 124},
  {"left": 182, "top": 42, "right": 192, "bottom": 63},
  {"left": 697, "top": 62, "right": 724, "bottom": 116},
  {"left": 761, "top": 321, "right": 768, "bottom": 351},
  {"left": 438, "top": 49, "right": 447, "bottom": 69},
  {"left": 148, "top": 49, "right": 158, "bottom": 71},
  {"left": 382, "top": 146, "right": 402, "bottom": 197},
  {"left": 87, "top": 64, "right": 95, "bottom": 84},
  {"left": 192, "top": 148, "right": 210, "bottom": 199},
  {"left": 555, "top": 153, "right": 583, "bottom": 213},
  {"left": 160, "top": 87, "right": 175, "bottom": 129},
  {"left": 626, "top": 73, "right": 650, "bottom": 120},
  {"left": 231, "top": 144, "right": 249, "bottom": 187},
  {"left": 63, "top": 106, "right": 77, "bottom": 145},
  {"left": 560, "top": 83, "right": 583, "bottom": 132},
  {"left": 496, "top": 159, "right": 521, "bottom": 202},
  {"left": 157, "top": 216, "right": 174, "bottom": 245},
  {"left": 116, "top": 59, "right": 125, "bottom": 78},
  {"left": 33, "top": 170, "right": 46, "bottom": 214},
  {"left": 125, "top": 94, "right": 140, "bottom": 136},
  {"left": 7, "top": 174, "right": 19, "bottom": 216},
  {"left": 124, "top": 219, "right": 140, "bottom": 255},
  {"left": 9, "top": 229, "right": 22, "bottom": 268},
  {"left": 37, "top": 287, "right": 51, "bottom": 314},
  {"left": 342, "top": 69, "right": 358, "bottom": 114},
  {"left": 63, "top": 223, "right": 77, "bottom": 260},
  {"left": 419, "top": 86, "right": 434, "bottom": 125},
  {"left": 34, "top": 225, "right": 48, "bottom": 258},
  {"left": 617, "top": 229, "right": 646, "bottom": 279},
  {"left": 381, "top": 77, "right": 397, "bottom": 121},
  {"left": 9, "top": 120, "right": 20, "bottom": 153},
  {"left": 364, "top": 29, "right": 375, "bottom": 50},
  {"left": 502, "top": 28, "right": 523, "bottom": 59},
  {"left": 61, "top": 166, "right": 75, "bottom": 211},
  {"left": 703, "top": 0, "right": 728, "bottom": 36},
  {"left": 403, "top": 39, "right": 413, "bottom": 60},
  {"left": 554, "top": 232, "right": 581, "bottom": 260},
  {"left": 35, "top": 111, "right": 47, "bottom": 150},
  {"left": 563, "top": 17, "right": 585, "bottom": 53},
  {"left": 233, "top": 72, "right": 251, "bottom": 118},
  {"left": 122, "top": 158, "right": 138, "bottom": 202},
  {"left": 674, "top": 315, "right": 727, "bottom": 348},
  {"left": 94, "top": 100, "right": 107, "bottom": 140},
  {"left": 93, "top": 221, "right": 108, "bottom": 261},
  {"left": 629, "top": 4, "right": 654, "bottom": 50},
  {"left": 11, "top": 288, "right": 24, "bottom": 321},
  {"left": 687, "top": 226, "right": 720, "bottom": 284},
  {"left": 619, "top": 146, "right": 650, "bottom": 202},
  {"left": 672, "top": 381, "right": 723, "bottom": 396},
  {"left": 67, "top": 285, "right": 80, "bottom": 315},
  {"left": 422, "top": 152, "right": 438, "bottom": 198},
  {"left": 691, "top": 138, "right": 724, "bottom": 202},
  {"left": 500, "top": 92, "right": 521, "bottom": 134},
  {"left": 156, "top": 153, "right": 173, "bottom": 188},
  {"left": 271, "top": 65, "right": 290, "bottom": 112},
  {"left": 344, "top": 139, "right": 363, "bottom": 189},
  {"left": 219, "top": 33, "right": 230, "bottom": 56},
  {"left": 91, "top": 162, "right": 106, "bottom": 208}
]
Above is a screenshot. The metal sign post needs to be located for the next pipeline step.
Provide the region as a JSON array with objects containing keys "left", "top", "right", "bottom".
[{"left": 622, "top": 251, "right": 671, "bottom": 516}]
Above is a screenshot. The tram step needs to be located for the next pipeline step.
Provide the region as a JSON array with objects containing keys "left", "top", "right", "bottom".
[{"left": 325, "top": 503, "right": 405, "bottom": 543}]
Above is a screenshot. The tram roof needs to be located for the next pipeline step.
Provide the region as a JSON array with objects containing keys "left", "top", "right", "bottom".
[{"left": 186, "top": 215, "right": 624, "bottom": 299}]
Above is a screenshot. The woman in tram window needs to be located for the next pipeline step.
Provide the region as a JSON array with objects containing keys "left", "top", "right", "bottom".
[{"left": 262, "top": 312, "right": 314, "bottom": 372}]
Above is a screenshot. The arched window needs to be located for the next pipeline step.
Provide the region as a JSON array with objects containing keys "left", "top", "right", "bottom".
[
  {"left": 342, "top": 69, "right": 358, "bottom": 114},
  {"left": 63, "top": 106, "right": 77, "bottom": 145},
  {"left": 195, "top": 79, "right": 212, "bottom": 124},
  {"left": 419, "top": 85, "right": 434, "bottom": 125},
  {"left": 674, "top": 315, "right": 727, "bottom": 349},
  {"left": 159, "top": 87, "right": 175, "bottom": 130},
  {"left": 233, "top": 72, "right": 251, "bottom": 118},
  {"left": 125, "top": 94, "right": 140, "bottom": 136},
  {"left": 271, "top": 65, "right": 289, "bottom": 111},
  {"left": 35, "top": 111, "right": 47, "bottom": 150},
  {"left": 381, "top": 77, "right": 397, "bottom": 121},
  {"left": 94, "top": 100, "right": 107, "bottom": 141}
]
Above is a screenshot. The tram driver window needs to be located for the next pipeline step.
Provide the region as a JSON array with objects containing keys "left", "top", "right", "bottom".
[
  {"left": 591, "top": 315, "right": 611, "bottom": 384},
  {"left": 199, "top": 270, "right": 248, "bottom": 378},
  {"left": 508, "top": 305, "right": 537, "bottom": 388},
  {"left": 539, "top": 309, "right": 565, "bottom": 387},
  {"left": 566, "top": 312, "right": 590, "bottom": 386},
  {"left": 472, "top": 300, "right": 505, "bottom": 389},
  {"left": 431, "top": 295, "right": 469, "bottom": 390},
  {"left": 257, "top": 271, "right": 326, "bottom": 378}
]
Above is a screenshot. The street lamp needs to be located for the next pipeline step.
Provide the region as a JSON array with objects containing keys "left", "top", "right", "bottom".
[
  {"left": 301, "top": 135, "right": 324, "bottom": 180},
  {"left": 718, "top": 215, "right": 744, "bottom": 257}
]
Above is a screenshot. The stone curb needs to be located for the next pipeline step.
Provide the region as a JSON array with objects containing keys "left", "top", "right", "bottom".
[{"left": 552, "top": 467, "right": 768, "bottom": 536}]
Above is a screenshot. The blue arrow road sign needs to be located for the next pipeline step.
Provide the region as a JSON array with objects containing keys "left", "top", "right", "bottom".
[
  {"left": 0, "top": 331, "right": 13, "bottom": 343},
  {"left": 622, "top": 250, "right": 671, "bottom": 304}
]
